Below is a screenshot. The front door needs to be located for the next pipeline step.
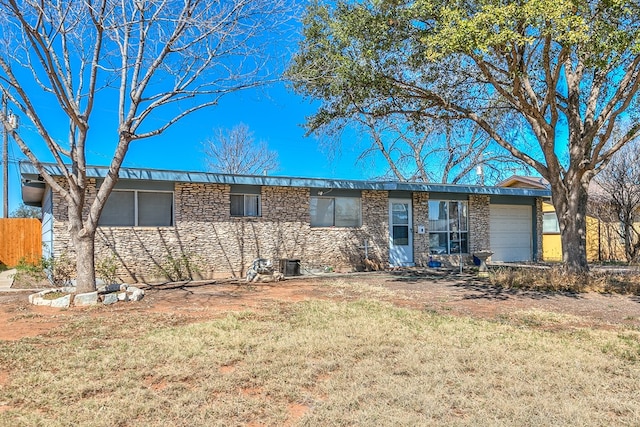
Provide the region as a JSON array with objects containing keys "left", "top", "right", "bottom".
[{"left": 389, "top": 199, "right": 414, "bottom": 266}]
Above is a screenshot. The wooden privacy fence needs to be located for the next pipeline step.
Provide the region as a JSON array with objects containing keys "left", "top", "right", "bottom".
[{"left": 0, "top": 218, "right": 42, "bottom": 267}]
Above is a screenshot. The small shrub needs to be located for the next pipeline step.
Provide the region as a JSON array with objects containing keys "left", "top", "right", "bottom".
[
  {"left": 11, "top": 257, "right": 50, "bottom": 289},
  {"left": 43, "top": 253, "right": 76, "bottom": 287},
  {"left": 157, "top": 252, "right": 203, "bottom": 282},
  {"left": 96, "top": 255, "right": 120, "bottom": 284},
  {"left": 15, "top": 257, "right": 44, "bottom": 274}
]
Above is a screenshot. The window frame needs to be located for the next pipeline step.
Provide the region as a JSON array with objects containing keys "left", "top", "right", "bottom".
[
  {"left": 99, "top": 189, "right": 174, "bottom": 227},
  {"left": 542, "top": 212, "right": 560, "bottom": 234},
  {"left": 428, "top": 200, "right": 469, "bottom": 255},
  {"left": 310, "top": 196, "right": 362, "bottom": 228},
  {"left": 230, "top": 193, "right": 262, "bottom": 217}
]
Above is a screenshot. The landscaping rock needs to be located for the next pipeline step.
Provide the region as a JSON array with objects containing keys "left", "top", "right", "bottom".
[
  {"left": 73, "top": 291, "right": 99, "bottom": 306},
  {"left": 102, "top": 293, "right": 118, "bottom": 305},
  {"left": 28, "top": 292, "right": 40, "bottom": 305},
  {"left": 130, "top": 289, "right": 144, "bottom": 301},
  {"left": 97, "top": 284, "right": 122, "bottom": 294},
  {"left": 29, "top": 294, "right": 51, "bottom": 306},
  {"left": 28, "top": 285, "right": 145, "bottom": 308},
  {"left": 50, "top": 294, "right": 71, "bottom": 308},
  {"left": 29, "top": 289, "right": 72, "bottom": 308}
]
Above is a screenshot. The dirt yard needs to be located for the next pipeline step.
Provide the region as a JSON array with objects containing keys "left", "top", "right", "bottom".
[{"left": 1, "top": 270, "right": 639, "bottom": 341}]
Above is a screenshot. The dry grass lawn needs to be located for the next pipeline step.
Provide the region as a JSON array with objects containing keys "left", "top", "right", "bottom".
[{"left": 0, "top": 279, "right": 639, "bottom": 426}]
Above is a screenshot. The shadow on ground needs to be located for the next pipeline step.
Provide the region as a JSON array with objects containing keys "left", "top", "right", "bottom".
[{"left": 388, "top": 267, "right": 584, "bottom": 301}]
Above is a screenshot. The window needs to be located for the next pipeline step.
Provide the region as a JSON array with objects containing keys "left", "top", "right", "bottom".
[
  {"left": 99, "top": 190, "right": 174, "bottom": 226},
  {"left": 428, "top": 200, "right": 468, "bottom": 254},
  {"left": 391, "top": 202, "right": 410, "bottom": 245},
  {"left": 542, "top": 212, "right": 560, "bottom": 233},
  {"left": 310, "top": 197, "right": 361, "bottom": 227},
  {"left": 230, "top": 194, "right": 261, "bottom": 217}
]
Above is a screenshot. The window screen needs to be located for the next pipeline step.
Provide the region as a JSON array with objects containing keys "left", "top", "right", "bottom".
[
  {"left": 310, "top": 197, "right": 361, "bottom": 227},
  {"left": 310, "top": 197, "right": 334, "bottom": 226},
  {"left": 99, "top": 191, "right": 135, "bottom": 226},
  {"left": 230, "top": 194, "right": 261, "bottom": 217},
  {"left": 99, "top": 190, "right": 173, "bottom": 227},
  {"left": 138, "top": 192, "right": 173, "bottom": 226}
]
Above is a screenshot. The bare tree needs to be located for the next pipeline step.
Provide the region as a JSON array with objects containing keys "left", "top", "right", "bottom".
[
  {"left": 0, "top": 0, "right": 291, "bottom": 292},
  {"left": 204, "top": 123, "right": 279, "bottom": 175},
  {"left": 592, "top": 142, "right": 640, "bottom": 262},
  {"left": 353, "top": 114, "right": 527, "bottom": 184}
]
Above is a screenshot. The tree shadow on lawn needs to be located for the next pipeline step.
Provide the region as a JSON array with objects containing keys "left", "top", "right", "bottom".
[
  {"left": 142, "top": 279, "right": 260, "bottom": 301},
  {"left": 453, "top": 278, "right": 584, "bottom": 302},
  {"left": 388, "top": 268, "right": 584, "bottom": 302}
]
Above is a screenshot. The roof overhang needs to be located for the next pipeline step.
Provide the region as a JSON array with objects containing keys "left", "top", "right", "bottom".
[
  {"left": 19, "top": 161, "right": 552, "bottom": 199},
  {"left": 21, "top": 180, "right": 45, "bottom": 207}
]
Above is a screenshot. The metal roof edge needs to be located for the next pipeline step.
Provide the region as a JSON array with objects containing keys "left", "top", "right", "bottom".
[{"left": 19, "top": 161, "right": 551, "bottom": 198}]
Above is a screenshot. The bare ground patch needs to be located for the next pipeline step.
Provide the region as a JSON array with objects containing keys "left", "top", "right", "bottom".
[{"left": 0, "top": 272, "right": 639, "bottom": 341}]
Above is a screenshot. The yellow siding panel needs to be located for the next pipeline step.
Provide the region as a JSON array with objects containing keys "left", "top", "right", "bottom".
[{"left": 542, "top": 234, "right": 562, "bottom": 262}]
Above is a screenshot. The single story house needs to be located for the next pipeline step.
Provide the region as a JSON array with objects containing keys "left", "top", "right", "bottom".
[{"left": 21, "top": 163, "right": 550, "bottom": 282}]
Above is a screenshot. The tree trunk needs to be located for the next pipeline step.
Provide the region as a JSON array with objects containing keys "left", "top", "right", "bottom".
[
  {"left": 623, "top": 221, "right": 634, "bottom": 262},
  {"left": 551, "top": 179, "right": 590, "bottom": 273},
  {"left": 72, "top": 231, "right": 97, "bottom": 294}
]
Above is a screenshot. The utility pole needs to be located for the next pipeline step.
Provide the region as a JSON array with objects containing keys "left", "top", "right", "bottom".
[{"left": 2, "top": 93, "right": 7, "bottom": 218}]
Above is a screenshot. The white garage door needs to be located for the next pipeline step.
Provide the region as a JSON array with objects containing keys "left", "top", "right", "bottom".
[{"left": 490, "top": 204, "right": 532, "bottom": 262}]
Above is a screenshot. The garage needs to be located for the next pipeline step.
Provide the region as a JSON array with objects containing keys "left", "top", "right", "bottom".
[{"left": 490, "top": 204, "right": 533, "bottom": 262}]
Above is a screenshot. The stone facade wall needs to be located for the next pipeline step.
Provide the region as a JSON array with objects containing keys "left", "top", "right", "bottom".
[
  {"left": 50, "top": 177, "right": 97, "bottom": 258},
  {"left": 412, "top": 192, "right": 430, "bottom": 266},
  {"left": 468, "top": 195, "right": 491, "bottom": 254},
  {"left": 48, "top": 178, "right": 543, "bottom": 281},
  {"left": 52, "top": 181, "right": 390, "bottom": 282},
  {"left": 299, "top": 189, "right": 389, "bottom": 272}
]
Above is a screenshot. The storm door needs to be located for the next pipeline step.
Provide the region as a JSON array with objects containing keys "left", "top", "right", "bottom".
[{"left": 389, "top": 199, "right": 414, "bottom": 266}]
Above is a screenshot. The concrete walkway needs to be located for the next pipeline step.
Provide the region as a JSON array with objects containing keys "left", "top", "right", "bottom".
[{"left": 0, "top": 269, "right": 18, "bottom": 292}]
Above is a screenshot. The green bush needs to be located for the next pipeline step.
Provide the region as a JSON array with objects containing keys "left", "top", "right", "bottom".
[{"left": 15, "top": 257, "right": 44, "bottom": 275}]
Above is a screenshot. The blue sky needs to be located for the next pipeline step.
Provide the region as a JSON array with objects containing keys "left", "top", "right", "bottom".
[
  {"left": 4, "top": 81, "right": 371, "bottom": 215},
  {"left": 1, "top": 2, "right": 382, "bottom": 215}
]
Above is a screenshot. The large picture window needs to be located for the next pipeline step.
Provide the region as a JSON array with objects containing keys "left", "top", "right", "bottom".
[
  {"left": 230, "top": 194, "right": 261, "bottom": 217},
  {"left": 310, "top": 197, "right": 361, "bottom": 227},
  {"left": 99, "top": 190, "right": 174, "bottom": 227},
  {"left": 428, "top": 200, "right": 468, "bottom": 254}
]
